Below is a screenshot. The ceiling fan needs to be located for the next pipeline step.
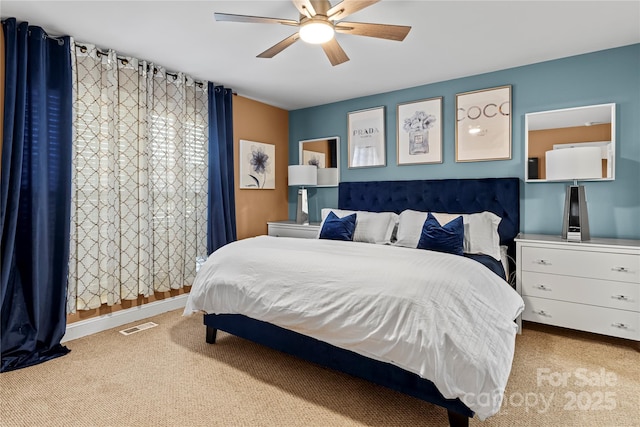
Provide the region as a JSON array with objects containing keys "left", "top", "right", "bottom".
[{"left": 214, "top": 0, "right": 411, "bottom": 66}]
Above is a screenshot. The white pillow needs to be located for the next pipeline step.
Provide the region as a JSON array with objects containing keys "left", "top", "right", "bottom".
[
  {"left": 394, "top": 210, "right": 430, "bottom": 249},
  {"left": 394, "top": 210, "right": 502, "bottom": 261},
  {"left": 319, "top": 208, "right": 399, "bottom": 245}
]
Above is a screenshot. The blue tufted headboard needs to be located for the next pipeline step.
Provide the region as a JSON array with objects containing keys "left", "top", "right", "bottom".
[{"left": 338, "top": 178, "right": 520, "bottom": 247}]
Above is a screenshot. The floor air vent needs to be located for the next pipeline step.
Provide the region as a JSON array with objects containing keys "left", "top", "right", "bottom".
[{"left": 119, "top": 321, "right": 158, "bottom": 336}]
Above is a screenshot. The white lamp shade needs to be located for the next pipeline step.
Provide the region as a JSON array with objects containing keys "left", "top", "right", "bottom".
[
  {"left": 545, "top": 146, "right": 602, "bottom": 181},
  {"left": 288, "top": 165, "right": 317, "bottom": 186}
]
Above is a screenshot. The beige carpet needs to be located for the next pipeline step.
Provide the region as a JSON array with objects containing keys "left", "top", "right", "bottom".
[{"left": 1, "top": 310, "right": 638, "bottom": 427}]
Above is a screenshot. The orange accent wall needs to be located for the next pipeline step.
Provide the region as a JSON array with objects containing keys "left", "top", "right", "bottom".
[{"left": 233, "top": 95, "right": 289, "bottom": 240}]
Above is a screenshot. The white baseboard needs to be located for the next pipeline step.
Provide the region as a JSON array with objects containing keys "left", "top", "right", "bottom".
[{"left": 62, "top": 294, "right": 189, "bottom": 343}]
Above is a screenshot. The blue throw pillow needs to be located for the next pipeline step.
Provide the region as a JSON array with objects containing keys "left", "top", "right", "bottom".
[
  {"left": 319, "top": 211, "right": 357, "bottom": 241},
  {"left": 417, "top": 213, "right": 464, "bottom": 256}
]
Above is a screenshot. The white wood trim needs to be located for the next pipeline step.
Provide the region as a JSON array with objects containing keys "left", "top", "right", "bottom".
[
  {"left": 62, "top": 294, "right": 189, "bottom": 343},
  {"left": 515, "top": 233, "right": 640, "bottom": 249}
]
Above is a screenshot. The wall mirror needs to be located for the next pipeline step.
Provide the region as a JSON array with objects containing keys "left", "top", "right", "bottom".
[
  {"left": 525, "top": 103, "right": 615, "bottom": 182},
  {"left": 299, "top": 136, "right": 340, "bottom": 187}
]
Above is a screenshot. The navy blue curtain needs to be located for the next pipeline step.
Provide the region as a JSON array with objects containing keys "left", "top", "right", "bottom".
[
  {"left": 207, "top": 84, "right": 237, "bottom": 253},
  {"left": 1, "top": 19, "right": 73, "bottom": 372}
]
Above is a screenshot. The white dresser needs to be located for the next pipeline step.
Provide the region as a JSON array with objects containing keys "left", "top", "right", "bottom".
[
  {"left": 515, "top": 234, "right": 640, "bottom": 341},
  {"left": 267, "top": 220, "right": 321, "bottom": 239}
]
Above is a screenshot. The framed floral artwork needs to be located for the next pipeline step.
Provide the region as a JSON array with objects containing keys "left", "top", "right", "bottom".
[
  {"left": 396, "top": 97, "right": 443, "bottom": 165},
  {"left": 347, "top": 106, "right": 386, "bottom": 168},
  {"left": 455, "top": 85, "right": 512, "bottom": 162},
  {"left": 239, "top": 140, "right": 275, "bottom": 189}
]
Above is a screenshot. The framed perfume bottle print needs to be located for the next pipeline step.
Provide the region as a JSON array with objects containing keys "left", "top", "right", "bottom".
[{"left": 396, "top": 97, "right": 443, "bottom": 165}]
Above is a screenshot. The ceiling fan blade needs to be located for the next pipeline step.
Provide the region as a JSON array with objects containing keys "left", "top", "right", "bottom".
[
  {"left": 214, "top": 12, "right": 298, "bottom": 26},
  {"left": 327, "top": 0, "right": 380, "bottom": 21},
  {"left": 291, "top": 0, "right": 316, "bottom": 18},
  {"left": 321, "top": 38, "right": 349, "bottom": 66},
  {"left": 310, "top": 0, "right": 332, "bottom": 15},
  {"left": 257, "top": 33, "right": 301, "bottom": 59},
  {"left": 335, "top": 21, "right": 411, "bottom": 41}
]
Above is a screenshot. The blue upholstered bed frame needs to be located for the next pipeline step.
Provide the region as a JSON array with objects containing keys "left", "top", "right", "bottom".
[
  {"left": 339, "top": 177, "right": 521, "bottom": 273},
  {"left": 203, "top": 178, "right": 520, "bottom": 427}
]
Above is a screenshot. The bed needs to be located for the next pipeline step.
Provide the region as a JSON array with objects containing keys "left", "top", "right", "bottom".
[{"left": 185, "top": 178, "right": 523, "bottom": 427}]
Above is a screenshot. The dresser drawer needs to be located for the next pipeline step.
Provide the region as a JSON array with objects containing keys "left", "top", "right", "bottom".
[
  {"left": 521, "top": 246, "right": 640, "bottom": 283},
  {"left": 522, "top": 296, "right": 640, "bottom": 340},
  {"left": 521, "top": 271, "right": 639, "bottom": 312}
]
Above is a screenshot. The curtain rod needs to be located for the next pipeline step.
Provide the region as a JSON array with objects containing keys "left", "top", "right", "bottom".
[
  {"left": 30, "top": 29, "right": 65, "bottom": 45},
  {"left": 74, "top": 43, "right": 207, "bottom": 88}
]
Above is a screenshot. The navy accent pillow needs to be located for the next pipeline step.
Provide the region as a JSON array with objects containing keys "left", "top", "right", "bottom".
[
  {"left": 319, "top": 212, "right": 357, "bottom": 241},
  {"left": 417, "top": 213, "right": 464, "bottom": 256}
]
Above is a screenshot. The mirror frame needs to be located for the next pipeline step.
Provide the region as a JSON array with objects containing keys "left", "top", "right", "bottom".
[
  {"left": 299, "top": 136, "right": 340, "bottom": 187},
  {"left": 524, "top": 103, "right": 616, "bottom": 183}
]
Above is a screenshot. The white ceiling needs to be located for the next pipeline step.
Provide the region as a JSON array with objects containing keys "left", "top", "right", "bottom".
[{"left": 2, "top": 1, "right": 639, "bottom": 111}]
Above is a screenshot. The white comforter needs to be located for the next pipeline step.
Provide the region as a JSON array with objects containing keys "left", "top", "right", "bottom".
[{"left": 184, "top": 236, "right": 524, "bottom": 420}]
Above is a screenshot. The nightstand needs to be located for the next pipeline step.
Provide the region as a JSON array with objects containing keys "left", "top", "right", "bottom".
[
  {"left": 515, "top": 233, "right": 639, "bottom": 341},
  {"left": 267, "top": 220, "right": 321, "bottom": 239}
]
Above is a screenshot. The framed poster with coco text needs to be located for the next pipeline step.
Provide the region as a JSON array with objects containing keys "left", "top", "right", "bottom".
[{"left": 455, "top": 85, "right": 511, "bottom": 162}]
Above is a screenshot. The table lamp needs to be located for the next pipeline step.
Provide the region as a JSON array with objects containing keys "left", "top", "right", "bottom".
[
  {"left": 545, "top": 146, "right": 602, "bottom": 242},
  {"left": 288, "top": 165, "right": 317, "bottom": 224}
]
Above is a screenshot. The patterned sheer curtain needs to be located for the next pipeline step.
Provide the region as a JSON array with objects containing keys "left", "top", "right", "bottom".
[{"left": 67, "top": 43, "right": 208, "bottom": 313}]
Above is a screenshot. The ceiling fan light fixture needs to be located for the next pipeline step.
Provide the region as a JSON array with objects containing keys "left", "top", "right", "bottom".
[{"left": 299, "top": 19, "right": 335, "bottom": 44}]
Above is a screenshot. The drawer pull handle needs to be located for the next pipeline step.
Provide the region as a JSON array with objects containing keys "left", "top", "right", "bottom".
[
  {"left": 534, "top": 310, "right": 550, "bottom": 317},
  {"left": 535, "top": 259, "right": 551, "bottom": 266},
  {"left": 611, "top": 295, "right": 629, "bottom": 301},
  {"left": 611, "top": 266, "right": 629, "bottom": 273},
  {"left": 611, "top": 323, "right": 628, "bottom": 329},
  {"left": 536, "top": 284, "right": 552, "bottom": 291}
]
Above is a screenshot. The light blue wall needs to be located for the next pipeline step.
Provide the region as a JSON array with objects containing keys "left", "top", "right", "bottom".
[{"left": 288, "top": 44, "right": 640, "bottom": 240}]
